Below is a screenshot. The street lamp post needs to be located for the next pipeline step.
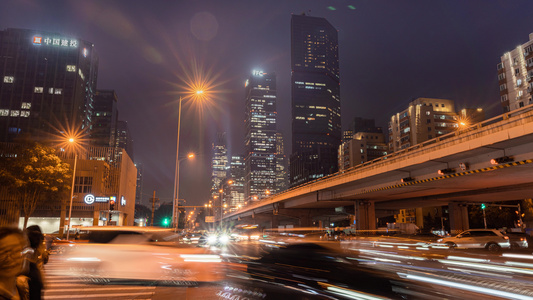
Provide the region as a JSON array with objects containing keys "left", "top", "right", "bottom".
[
  {"left": 66, "top": 138, "right": 78, "bottom": 240},
  {"left": 173, "top": 91, "right": 203, "bottom": 231}
]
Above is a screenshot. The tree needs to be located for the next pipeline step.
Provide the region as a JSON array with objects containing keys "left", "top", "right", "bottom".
[
  {"left": 134, "top": 204, "right": 152, "bottom": 226},
  {"left": 0, "top": 143, "right": 71, "bottom": 228}
]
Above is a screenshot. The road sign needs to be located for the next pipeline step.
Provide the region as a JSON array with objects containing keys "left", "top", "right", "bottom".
[{"left": 205, "top": 216, "right": 215, "bottom": 223}]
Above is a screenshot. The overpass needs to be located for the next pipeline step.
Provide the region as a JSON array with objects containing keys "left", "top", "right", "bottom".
[{"left": 225, "top": 104, "right": 533, "bottom": 232}]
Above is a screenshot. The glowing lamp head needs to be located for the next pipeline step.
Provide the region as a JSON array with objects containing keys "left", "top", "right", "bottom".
[
  {"left": 196, "top": 90, "right": 203, "bottom": 95},
  {"left": 69, "top": 138, "right": 75, "bottom": 143},
  {"left": 187, "top": 153, "right": 195, "bottom": 159}
]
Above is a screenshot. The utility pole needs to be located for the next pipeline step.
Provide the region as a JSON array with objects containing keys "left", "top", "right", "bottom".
[{"left": 150, "top": 190, "right": 158, "bottom": 226}]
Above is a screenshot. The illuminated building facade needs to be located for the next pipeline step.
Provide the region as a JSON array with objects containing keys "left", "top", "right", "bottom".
[
  {"left": 0, "top": 28, "right": 98, "bottom": 142},
  {"left": 388, "top": 98, "right": 458, "bottom": 152},
  {"left": 211, "top": 132, "right": 228, "bottom": 200},
  {"left": 290, "top": 14, "right": 341, "bottom": 187},
  {"left": 498, "top": 33, "right": 533, "bottom": 112},
  {"left": 244, "top": 71, "right": 277, "bottom": 202},
  {"left": 229, "top": 155, "right": 245, "bottom": 210}
]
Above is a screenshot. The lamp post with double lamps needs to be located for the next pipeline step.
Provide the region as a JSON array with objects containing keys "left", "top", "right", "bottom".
[{"left": 173, "top": 90, "right": 203, "bottom": 230}]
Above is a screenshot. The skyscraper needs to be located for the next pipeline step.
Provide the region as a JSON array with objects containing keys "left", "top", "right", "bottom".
[
  {"left": 116, "top": 120, "right": 134, "bottom": 161},
  {"left": 290, "top": 14, "right": 341, "bottom": 187},
  {"left": 211, "top": 132, "right": 228, "bottom": 199},
  {"left": 92, "top": 90, "right": 118, "bottom": 147},
  {"left": 498, "top": 33, "right": 533, "bottom": 112},
  {"left": 0, "top": 28, "right": 98, "bottom": 142},
  {"left": 244, "top": 70, "right": 277, "bottom": 202},
  {"left": 229, "top": 155, "right": 245, "bottom": 210},
  {"left": 275, "top": 131, "right": 288, "bottom": 193}
]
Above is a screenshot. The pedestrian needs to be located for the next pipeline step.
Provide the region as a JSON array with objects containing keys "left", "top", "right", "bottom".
[
  {"left": 0, "top": 227, "right": 29, "bottom": 300},
  {"left": 25, "top": 226, "right": 45, "bottom": 300}
]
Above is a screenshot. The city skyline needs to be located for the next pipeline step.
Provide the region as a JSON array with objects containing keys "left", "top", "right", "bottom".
[{"left": 1, "top": 1, "right": 533, "bottom": 207}]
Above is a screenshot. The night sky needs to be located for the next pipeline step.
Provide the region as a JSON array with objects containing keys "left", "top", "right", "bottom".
[{"left": 2, "top": 0, "right": 533, "bottom": 207}]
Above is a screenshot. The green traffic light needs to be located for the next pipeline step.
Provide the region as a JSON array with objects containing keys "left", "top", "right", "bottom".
[
  {"left": 162, "top": 218, "right": 169, "bottom": 226},
  {"left": 481, "top": 203, "right": 486, "bottom": 210}
]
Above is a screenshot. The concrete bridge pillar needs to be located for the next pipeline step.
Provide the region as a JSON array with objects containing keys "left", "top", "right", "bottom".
[
  {"left": 355, "top": 200, "right": 376, "bottom": 231},
  {"left": 448, "top": 202, "right": 469, "bottom": 235}
]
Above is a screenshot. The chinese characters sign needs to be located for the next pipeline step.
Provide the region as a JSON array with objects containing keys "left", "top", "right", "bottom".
[{"left": 33, "top": 36, "right": 78, "bottom": 48}]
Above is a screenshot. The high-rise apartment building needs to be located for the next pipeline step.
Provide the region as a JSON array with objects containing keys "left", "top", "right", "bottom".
[
  {"left": 0, "top": 28, "right": 98, "bottom": 142},
  {"left": 211, "top": 132, "right": 228, "bottom": 199},
  {"left": 290, "top": 14, "right": 341, "bottom": 187},
  {"left": 93, "top": 90, "right": 118, "bottom": 147},
  {"left": 388, "top": 98, "right": 457, "bottom": 152},
  {"left": 498, "top": 33, "right": 533, "bottom": 112},
  {"left": 244, "top": 71, "right": 277, "bottom": 202}
]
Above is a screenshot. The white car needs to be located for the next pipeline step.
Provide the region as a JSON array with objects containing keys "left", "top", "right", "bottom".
[
  {"left": 436, "top": 229, "right": 510, "bottom": 251},
  {"left": 53, "top": 226, "right": 224, "bottom": 284}
]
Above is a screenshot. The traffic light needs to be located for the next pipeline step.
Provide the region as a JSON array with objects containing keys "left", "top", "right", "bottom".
[
  {"left": 481, "top": 203, "right": 486, "bottom": 210},
  {"left": 162, "top": 218, "right": 170, "bottom": 227},
  {"left": 110, "top": 200, "right": 115, "bottom": 211}
]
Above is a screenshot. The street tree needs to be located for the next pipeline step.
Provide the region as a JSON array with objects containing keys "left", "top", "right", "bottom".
[{"left": 0, "top": 143, "right": 71, "bottom": 228}]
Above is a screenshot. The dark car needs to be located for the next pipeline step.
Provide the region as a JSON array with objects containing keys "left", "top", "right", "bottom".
[
  {"left": 506, "top": 232, "right": 531, "bottom": 249},
  {"left": 246, "top": 242, "right": 399, "bottom": 298}
]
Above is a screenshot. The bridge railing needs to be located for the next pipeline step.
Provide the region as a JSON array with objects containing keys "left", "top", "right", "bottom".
[
  {"left": 234, "top": 104, "right": 533, "bottom": 214},
  {"left": 281, "top": 105, "right": 533, "bottom": 194}
]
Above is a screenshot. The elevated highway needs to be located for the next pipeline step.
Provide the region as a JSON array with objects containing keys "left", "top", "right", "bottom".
[{"left": 225, "top": 104, "right": 533, "bottom": 231}]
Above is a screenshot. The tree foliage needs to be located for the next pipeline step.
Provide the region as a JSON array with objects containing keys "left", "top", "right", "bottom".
[{"left": 0, "top": 143, "right": 72, "bottom": 228}]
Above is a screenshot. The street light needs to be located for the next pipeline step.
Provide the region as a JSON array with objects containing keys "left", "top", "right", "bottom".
[
  {"left": 173, "top": 88, "right": 205, "bottom": 231},
  {"left": 173, "top": 151, "right": 194, "bottom": 230},
  {"left": 66, "top": 138, "right": 78, "bottom": 241}
]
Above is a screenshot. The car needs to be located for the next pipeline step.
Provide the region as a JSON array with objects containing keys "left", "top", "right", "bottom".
[
  {"left": 436, "top": 229, "right": 510, "bottom": 251},
  {"left": 53, "top": 226, "right": 224, "bottom": 285},
  {"left": 246, "top": 242, "right": 400, "bottom": 298},
  {"left": 505, "top": 232, "right": 531, "bottom": 249}
]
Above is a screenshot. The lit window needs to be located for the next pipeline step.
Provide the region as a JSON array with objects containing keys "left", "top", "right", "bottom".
[
  {"left": 48, "top": 88, "right": 54, "bottom": 94},
  {"left": 0, "top": 109, "right": 9, "bottom": 116},
  {"left": 66, "top": 65, "right": 76, "bottom": 72},
  {"left": 10, "top": 110, "right": 20, "bottom": 117},
  {"left": 20, "top": 111, "right": 30, "bottom": 117},
  {"left": 34, "top": 87, "right": 43, "bottom": 93},
  {"left": 517, "top": 79, "right": 522, "bottom": 86},
  {"left": 21, "top": 102, "right": 31, "bottom": 109},
  {"left": 3, "top": 76, "right": 14, "bottom": 83},
  {"left": 54, "top": 88, "right": 62, "bottom": 95}
]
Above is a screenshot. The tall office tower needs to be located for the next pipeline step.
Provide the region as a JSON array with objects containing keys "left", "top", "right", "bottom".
[
  {"left": 388, "top": 98, "right": 457, "bottom": 152},
  {"left": 229, "top": 155, "right": 245, "bottom": 210},
  {"left": 92, "top": 90, "right": 118, "bottom": 147},
  {"left": 338, "top": 132, "right": 388, "bottom": 171},
  {"left": 0, "top": 28, "right": 98, "bottom": 142},
  {"left": 116, "top": 120, "right": 134, "bottom": 161},
  {"left": 290, "top": 14, "right": 341, "bottom": 187},
  {"left": 498, "top": 33, "right": 533, "bottom": 112},
  {"left": 244, "top": 70, "right": 277, "bottom": 202},
  {"left": 135, "top": 163, "right": 143, "bottom": 205},
  {"left": 275, "top": 131, "right": 288, "bottom": 193},
  {"left": 211, "top": 132, "right": 228, "bottom": 200}
]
